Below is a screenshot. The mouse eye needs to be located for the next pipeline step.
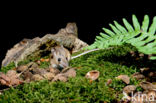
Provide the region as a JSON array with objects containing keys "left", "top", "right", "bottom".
[{"left": 58, "top": 58, "right": 61, "bottom": 62}]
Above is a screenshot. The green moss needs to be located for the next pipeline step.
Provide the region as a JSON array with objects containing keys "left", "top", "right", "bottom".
[
  {"left": 72, "top": 50, "right": 85, "bottom": 57},
  {"left": 0, "top": 62, "right": 15, "bottom": 73},
  {"left": 0, "top": 44, "right": 155, "bottom": 102},
  {"left": 39, "top": 61, "right": 50, "bottom": 68},
  {"left": 0, "top": 56, "right": 51, "bottom": 73},
  {"left": 18, "top": 57, "right": 40, "bottom": 66}
]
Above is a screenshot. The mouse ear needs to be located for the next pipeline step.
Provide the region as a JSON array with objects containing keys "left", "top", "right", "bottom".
[
  {"left": 60, "top": 45, "right": 64, "bottom": 48},
  {"left": 51, "top": 48, "right": 57, "bottom": 58},
  {"left": 51, "top": 48, "right": 56, "bottom": 54}
]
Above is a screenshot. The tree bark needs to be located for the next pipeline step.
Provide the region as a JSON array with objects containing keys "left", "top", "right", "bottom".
[{"left": 2, "top": 23, "right": 88, "bottom": 67}]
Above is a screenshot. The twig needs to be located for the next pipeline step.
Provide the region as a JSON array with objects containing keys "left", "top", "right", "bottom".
[{"left": 17, "top": 62, "right": 34, "bottom": 77}]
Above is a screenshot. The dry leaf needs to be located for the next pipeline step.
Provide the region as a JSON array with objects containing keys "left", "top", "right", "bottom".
[
  {"left": 85, "top": 70, "right": 100, "bottom": 81},
  {"left": 40, "top": 58, "right": 49, "bottom": 62},
  {"left": 106, "top": 79, "right": 112, "bottom": 85},
  {"left": 0, "top": 70, "right": 23, "bottom": 87},
  {"left": 116, "top": 75, "right": 130, "bottom": 84},
  {"left": 123, "top": 85, "right": 136, "bottom": 94},
  {"left": 52, "top": 74, "right": 68, "bottom": 82},
  {"left": 31, "top": 74, "right": 44, "bottom": 81},
  {"left": 63, "top": 68, "right": 76, "bottom": 78}
]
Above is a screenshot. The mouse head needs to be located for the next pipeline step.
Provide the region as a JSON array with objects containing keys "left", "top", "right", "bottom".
[{"left": 50, "top": 45, "right": 71, "bottom": 70}]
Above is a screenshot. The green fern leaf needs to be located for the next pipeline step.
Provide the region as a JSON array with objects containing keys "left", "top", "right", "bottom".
[
  {"left": 109, "top": 24, "right": 121, "bottom": 35},
  {"left": 114, "top": 21, "right": 127, "bottom": 34},
  {"left": 123, "top": 18, "right": 134, "bottom": 32},
  {"left": 148, "top": 16, "right": 156, "bottom": 35},
  {"left": 100, "top": 32, "right": 110, "bottom": 39},
  {"left": 103, "top": 28, "right": 115, "bottom": 36},
  {"left": 141, "top": 15, "right": 149, "bottom": 32},
  {"left": 86, "top": 15, "right": 156, "bottom": 60},
  {"left": 150, "top": 56, "right": 156, "bottom": 60},
  {"left": 132, "top": 15, "right": 140, "bottom": 31}
]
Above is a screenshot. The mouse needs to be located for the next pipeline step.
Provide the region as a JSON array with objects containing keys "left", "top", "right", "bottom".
[{"left": 50, "top": 45, "right": 71, "bottom": 71}]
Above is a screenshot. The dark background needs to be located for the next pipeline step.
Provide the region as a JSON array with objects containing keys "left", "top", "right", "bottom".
[{"left": 1, "top": 3, "right": 155, "bottom": 65}]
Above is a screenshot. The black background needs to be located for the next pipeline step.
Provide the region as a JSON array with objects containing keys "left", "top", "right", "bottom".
[{"left": 0, "top": 3, "right": 155, "bottom": 65}]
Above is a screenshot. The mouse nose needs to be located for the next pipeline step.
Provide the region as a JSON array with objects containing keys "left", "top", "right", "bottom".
[
  {"left": 60, "top": 61, "right": 69, "bottom": 68},
  {"left": 52, "top": 64, "right": 64, "bottom": 70},
  {"left": 57, "top": 65, "right": 64, "bottom": 71},
  {"left": 58, "top": 61, "right": 69, "bottom": 70}
]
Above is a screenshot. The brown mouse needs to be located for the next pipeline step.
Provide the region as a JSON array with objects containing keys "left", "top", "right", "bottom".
[{"left": 50, "top": 45, "right": 71, "bottom": 70}]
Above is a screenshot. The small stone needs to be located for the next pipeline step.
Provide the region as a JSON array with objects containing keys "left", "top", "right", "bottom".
[
  {"left": 116, "top": 75, "right": 130, "bottom": 84},
  {"left": 31, "top": 74, "right": 44, "bottom": 81},
  {"left": 123, "top": 85, "right": 136, "bottom": 94},
  {"left": 52, "top": 74, "right": 68, "bottom": 82},
  {"left": 132, "top": 72, "right": 145, "bottom": 80}
]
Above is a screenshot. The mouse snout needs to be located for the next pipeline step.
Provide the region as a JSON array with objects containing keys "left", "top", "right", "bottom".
[
  {"left": 59, "top": 60, "right": 69, "bottom": 68},
  {"left": 52, "top": 64, "right": 64, "bottom": 70},
  {"left": 52, "top": 61, "right": 69, "bottom": 70},
  {"left": 57, "top": 62, "right": 68, "bottom": 70}
]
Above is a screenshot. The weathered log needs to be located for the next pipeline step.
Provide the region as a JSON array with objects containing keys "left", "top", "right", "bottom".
[{"left": 2, "top": 23, "right": 88, "bottom": 67}]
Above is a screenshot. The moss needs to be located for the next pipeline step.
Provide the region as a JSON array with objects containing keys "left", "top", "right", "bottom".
[
  {"left": 0, "top": 44, "right": 155, "bottom": 102},
  {"left": 72, "top": 50, "right": 85, "bottom": 57},
  {"left": 18, "top": 57, "right": 40, "bottom": 66},
  {"left": 0, "top": 62, "right": 16, "bottom": 73},
  {"left": 39, "top": 61, "right": 50, "bottom": 68}
]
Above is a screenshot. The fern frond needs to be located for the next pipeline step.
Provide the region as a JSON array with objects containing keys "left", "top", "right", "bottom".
[
  {"left": 123, "top": 18, "right": 134, "bottom": 32},
  {"left": 132, "top": 15, "right": 141, "bottom": 31},
  {"left": 86, "top": 15, "right": 156, "bottom": 60},
  {"left": 141, "top": 15, "right": 149, "bottom": 32},
  {"left": 114, "top": 21, "right": 127, "bottom": 33}
]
